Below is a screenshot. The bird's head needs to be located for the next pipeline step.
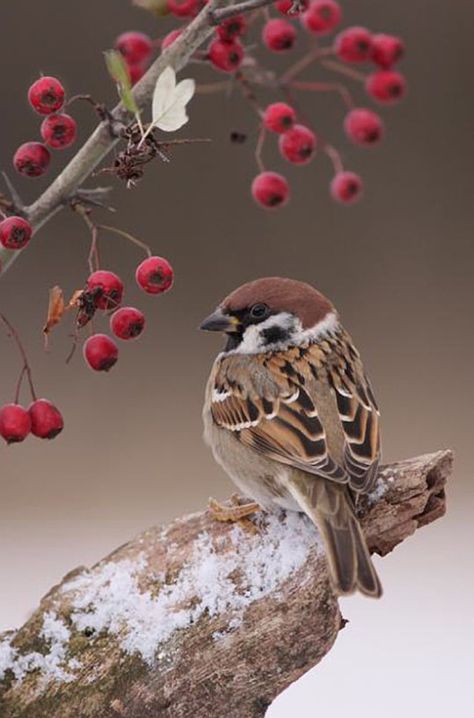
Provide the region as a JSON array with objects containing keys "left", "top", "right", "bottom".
[{"left": 200, "top": 277, "right": 339, "bottom": 353}]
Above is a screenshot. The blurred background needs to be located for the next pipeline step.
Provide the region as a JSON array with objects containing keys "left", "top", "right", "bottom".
[{"left": 0, "top": 1, "right": 472, "bottom": 715}]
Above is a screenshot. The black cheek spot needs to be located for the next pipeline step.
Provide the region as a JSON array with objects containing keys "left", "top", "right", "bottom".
[{"left": 261, "top": 325, "right": 290, "bottom": 345}]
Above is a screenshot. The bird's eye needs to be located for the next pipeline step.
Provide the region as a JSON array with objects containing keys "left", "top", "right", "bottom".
[{"left": 249, "top": 303, "right": 269, "bottom": 320}]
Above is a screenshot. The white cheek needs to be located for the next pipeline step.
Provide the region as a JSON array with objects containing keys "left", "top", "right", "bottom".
[
  {"left": 230, "top": 313, "right": 298, "bottom": 355},
  {"left": 236, "top": 324, "right": 265, "bottom": 354}
]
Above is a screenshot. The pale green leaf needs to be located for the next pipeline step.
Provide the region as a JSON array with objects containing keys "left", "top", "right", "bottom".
[{"left": 104, "top": 49, "right": 140, "bottom": 116}]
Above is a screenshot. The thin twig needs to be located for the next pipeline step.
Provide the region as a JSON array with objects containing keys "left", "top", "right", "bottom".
[
  {"left": 196, "top": 81, "right": 232, "bottom": 95},
  {"left": 320, "top": 59, "right": 367, "bottom": 83},
  {"left": 0, "top": 313, "right": 37, "bottom": 401},
  {"left": 1, "top": 172, "right": 25, "bottom": 214},
  {"left": 289, "top": 80, "right": 354, "bottom": 109}
]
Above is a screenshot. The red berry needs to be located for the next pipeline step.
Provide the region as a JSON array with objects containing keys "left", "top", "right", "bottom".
[
  {"left": 135, "top": 256, "right": 174, "bottom": 295},
  {"left": 301, "top": 1, "right": 342, "bottom": 35},
  {"left": 217, "top": 15, "right": 247, "bottom": 41},
  {"left": 275, "top": 0, "right": 309, "bottom": 15},
  {"left": 251, "top": 172, "right": 290, "bottom": 209},
  {"left": 208, "top": 39, "right": 244, "bottom": 72},
  {"left": 28, "top": 76, "right": 65, "bottom": 115},
  {"left": 279, "top": 124, "right": 317, "bottom": 164},
  {"left": 86, "top": 270, "right": 124, "bottom": 310},
  {"left": 344, "top": 108, "right": 384, "bottom": 145},
  {"left": 162, "top": 29, "right": 182, "bottom": 50},
  {"left": 371, "top": 33, "right": 404, "bottom": 69},
  {"left": 83, "top": 334, "right": 118, "bottom": 372},
  {"left": 0, "top": 404, "right": 31, "bottom": 444},
  {"left": 335, "top": 26, "right": 372, "bottom": 63},
  {"left": 167, "top": 0, "right": 198, "bottom": 17},
  {"left": 263, "top": 102, "right": 297, "bottom": 133},
  {"left": 127, "top": 62, "right": 147, "bottom": 85},
  {"left": 0, "top": 216, "right": 33, "bottom": 250},
  {"left": 40, "top": 113, "right": 77, "bottom": 150},
  {"left": 330, "top": 171, "right": 363, "bottom": 204},
  {"left": 115, "top": 31, "right": 153, "bottom": 65},
  {"left": 366, "top": 70, "right": 406, "bottom": 104},
  {"left": 28, "top": 399, "right": 64, "bottom": 440},
  {"left": 110, "top": 307, "right": 145, "bottom": 340},
  {"left": 263, "top": 19, "right": 297, "bottom": 51},
  {"left": 13, "top": 142, "right": 51, "bottom": 178}
]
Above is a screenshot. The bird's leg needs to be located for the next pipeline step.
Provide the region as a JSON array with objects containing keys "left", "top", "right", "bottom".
[{"left": 207, "top": 494, "right": 261, "bottom": 522}]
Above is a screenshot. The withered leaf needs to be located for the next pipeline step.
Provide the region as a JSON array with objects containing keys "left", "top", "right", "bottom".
[{"left": 43, "top": 286, "right": 65, "bottom": 337}]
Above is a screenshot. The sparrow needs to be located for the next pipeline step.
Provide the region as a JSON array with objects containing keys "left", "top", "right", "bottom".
[{"left": 200, "top": 277, "right": 382, "bottom": 598}]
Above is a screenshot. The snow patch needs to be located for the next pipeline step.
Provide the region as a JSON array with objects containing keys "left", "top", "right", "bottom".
[
  {"left": 0, "top": 612, "right": 79, "bottom": 684},
  {"left": 64, "top": 512, "right": 318, "bottom": 664},
  {"left": 1, "top": 512, "right": 318, "bottom": 685},
  {"left": 369, "top": 473, "right": 395, "bottom": 504}
]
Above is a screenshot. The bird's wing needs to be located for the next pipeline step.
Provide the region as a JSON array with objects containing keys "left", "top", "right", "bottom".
[
  {"left": 210, "top": 336, "right": 380, "bottom": 493},
  {"left": 322, "top": 336, "right": 381, "bottom": 492}
]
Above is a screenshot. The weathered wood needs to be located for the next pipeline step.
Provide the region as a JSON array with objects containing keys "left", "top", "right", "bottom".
[{"left": 0, "top": 450, "right": 451, "bottom": 718}]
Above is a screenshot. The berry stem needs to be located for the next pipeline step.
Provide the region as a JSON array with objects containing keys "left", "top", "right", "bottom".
[
  {"left": 0, "top": 313, "right": 38, "bottom": 401},
  {"left": 88, "top": 225, "right": 100, "bottom": 273},
  {"left": 255, "top": 126, "right": 267, "bottom": 173},
  {"left": 281, "top": 46, "right": 334, "bottom": 84},
  {"left": 97, "top": 224, "right": 152, "bottom": 258},
  {"left": 288, "top": 80, "right": 354, "bottom": 109},
  {"left": 321, "top": 59, "right": 367, "bottom": 83},
  {"left": 323, "top": 143, "right": 344, "bottom": 175},
  {"left": 74, "top": 204, "right": 101, "bottom": 272},
  {"left": 235, "top": 72, "right": 264, "bottom": 117},
  {"left": 14, "top": 364, "right": 27, "bottom": 405}
]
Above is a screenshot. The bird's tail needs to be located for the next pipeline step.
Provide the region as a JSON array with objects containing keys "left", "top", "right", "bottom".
[{"left": 289, "top": 475, "right": 382, "bottom": 598}]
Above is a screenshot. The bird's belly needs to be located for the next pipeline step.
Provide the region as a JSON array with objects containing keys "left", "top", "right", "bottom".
[{"left": 205, "top": 421, "right": 299, "bottom": 512}]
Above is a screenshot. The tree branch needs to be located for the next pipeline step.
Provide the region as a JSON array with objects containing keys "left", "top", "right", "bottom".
[
  {"left": 209, "top": 0, "right": 274, "bottom": 24},
  {"left": 0, "top": 450, "right": 451, "bottom": 718},
  {"left": 0, "top": 0, "right": 233, "bottom": 277}
]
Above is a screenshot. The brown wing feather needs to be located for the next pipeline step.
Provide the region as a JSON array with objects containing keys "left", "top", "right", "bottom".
[
  {"left": 210, "top": 328, "right": 380, "bottom": 492},
  {"left": 322, "top": 333, "right": 381, "bottom": 492},
  {"left": 210, "top": 352, "right": 348, "bottom": 484}
]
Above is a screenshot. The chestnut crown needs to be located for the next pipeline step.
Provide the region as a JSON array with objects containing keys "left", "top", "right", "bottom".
[{"left": 221, "top": 277, "right": 334, "bottom": 329}]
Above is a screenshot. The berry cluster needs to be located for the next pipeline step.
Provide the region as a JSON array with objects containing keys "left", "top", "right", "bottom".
[
  {"left": 13, "top": 76, "right": 77, "bottom": 180},
  {"left": 0, "top": 314, "right": 64, "bottom": 444},
  {"left": 0, "top": 399, "right": 64, "bottom": 444},
  {"left": 132, "top": 0, "right": 405, "bottom": 209},
  {"left": 80, "top": 255, "right": 173, "bottom": 373},
  {"left": 0, "top": 1, "right": 408, "bottom": 447}
]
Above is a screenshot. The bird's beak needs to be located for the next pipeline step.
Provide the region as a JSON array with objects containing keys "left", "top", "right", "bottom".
[{"left": 199, "top": 307, "right": 240, "bottom": 333}]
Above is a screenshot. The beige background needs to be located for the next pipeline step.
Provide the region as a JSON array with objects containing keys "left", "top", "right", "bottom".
[{"left": 0, "top": 1, "right": 473, "bottom": 715}]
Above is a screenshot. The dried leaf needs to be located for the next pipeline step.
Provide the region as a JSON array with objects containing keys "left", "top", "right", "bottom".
[
  {"left": 43, "top": 286, "right": 65, "bottom": 337},
  {"left": 67, "top": 290, "right": 85, "bottom": 310},
  {"left": 104, "top": 49, "right": 140, "bottom": 116},
  {"left": 152, "top": 66, "right": 195, "bottom": 133}
]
